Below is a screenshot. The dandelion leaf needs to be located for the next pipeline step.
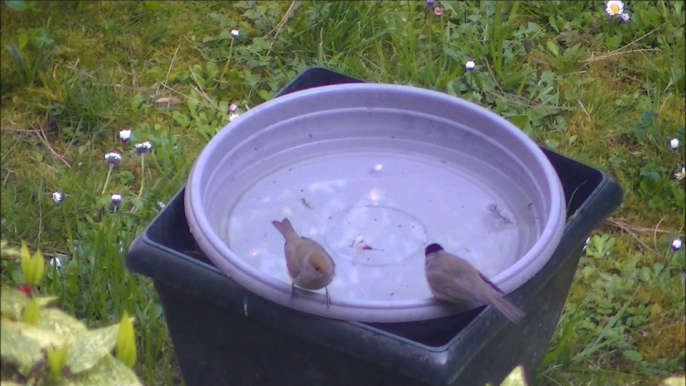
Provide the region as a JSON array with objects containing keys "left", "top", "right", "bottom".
[
  {"left": 0, "top": 317, "right": 68, "bottom": 371},
  {"left": 63, "top": 354, "right": 143, "bottom": 386},
  {"left": 67, "top": 323, "right": 120, "bottom": 374},
  {"left": 660, "top": 376, "right": 686, "bottom": 386},
  {"left": 499, "top": 366, "right": 528, "bottom": 386},
  {"left": 1, "top": 287, "right": 57, "bottom": 320},
  {"left": 38, "top": 308, "right": 88, "bottom": 335}
]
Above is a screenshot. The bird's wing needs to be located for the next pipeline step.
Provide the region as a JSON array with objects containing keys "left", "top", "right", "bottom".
[
  {"left": 299, "top": 237, "right": 331, "bottom": 256},
  {"left": 478, "top": 271, "right": 505, "bottom": 294},
  {"left": 426, "top": 261, "right": 480, "bottom": 302},
  {"left": 284, "top": 240, "right": 301, "bottom": 279}
]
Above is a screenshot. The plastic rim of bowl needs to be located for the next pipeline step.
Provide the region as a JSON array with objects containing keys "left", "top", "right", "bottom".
[{"left": 185, "top": 83, "right": 566, "bottom": 323}]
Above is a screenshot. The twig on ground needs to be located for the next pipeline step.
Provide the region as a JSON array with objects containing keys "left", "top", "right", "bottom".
[
  {"left": 603, "top": 219, "right": 659, "bottom": 256},
  {"left": 37, "top": 113, "right": 71, "bottom": 169},
  {"left": 158, "top": 43, "right": 181, "bottom": 95},
  {"left": 582, "top": 24, "right": 664, "bottom": 66},
  {"left": 265, "top": 1, "right": 300, "bottom": 56}
]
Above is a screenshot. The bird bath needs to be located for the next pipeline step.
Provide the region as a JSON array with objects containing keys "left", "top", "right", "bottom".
[{"left": 184, "top": 83, "right": 566, "bottom": 323}]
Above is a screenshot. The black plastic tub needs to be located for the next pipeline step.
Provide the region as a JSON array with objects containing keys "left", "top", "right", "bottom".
[{"left": 126, "top": 67, "right": 623, "bottom": 386}]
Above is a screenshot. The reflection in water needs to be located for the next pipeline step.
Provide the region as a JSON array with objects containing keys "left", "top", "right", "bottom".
[{"left": 369, "top": 188, "right": 384, "bottom": 202}]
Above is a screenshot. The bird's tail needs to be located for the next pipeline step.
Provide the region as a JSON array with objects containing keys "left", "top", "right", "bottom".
[
  {"left": 271, "top": 218, "right": 297, "bottom": 239},
  {"left": 487, "top": 293, "right": 525, "bottom": 324}
]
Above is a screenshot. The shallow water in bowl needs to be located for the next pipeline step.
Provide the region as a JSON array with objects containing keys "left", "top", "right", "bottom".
[{"left": 218, "top": 139, "right": 540, "bottom": 301}]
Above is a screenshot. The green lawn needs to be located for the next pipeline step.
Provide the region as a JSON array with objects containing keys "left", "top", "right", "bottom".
[{"left": 1, "top": 1, "right": 684, "bottom": 385}]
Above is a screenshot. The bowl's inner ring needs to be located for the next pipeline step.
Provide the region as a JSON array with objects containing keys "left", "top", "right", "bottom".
[{"left": 210, "top": 132, "right": 542, "bottom": 302}]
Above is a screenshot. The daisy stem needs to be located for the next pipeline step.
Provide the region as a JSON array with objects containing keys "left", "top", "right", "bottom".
[
  {"left": 138, "top": 154, "right": 145, "bottom": 198},
  {"left": 101, "top": 164, "right": 114, "bottom": 195},
  {"left": 470, "top": 72, "right": 473, "bottom": 93},
  {"left": 219, "top": 39, "right": 234, "bottom": 82}
]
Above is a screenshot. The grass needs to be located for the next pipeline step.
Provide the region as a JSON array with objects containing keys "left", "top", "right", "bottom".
[{"left": 1, "top": 1, "right": 684, "bottom": 385}]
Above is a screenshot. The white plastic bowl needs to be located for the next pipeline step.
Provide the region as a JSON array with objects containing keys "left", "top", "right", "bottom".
[{"left": 185, "top": 83, "right": 566, "bottom": 323}]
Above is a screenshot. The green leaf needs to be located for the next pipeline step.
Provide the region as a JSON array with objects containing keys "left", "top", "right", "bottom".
[
  {"left": 47, "top": 344, "right": 69, "bottom": 380},
  {"left": 64, "top": 354, "right": 143, "bottom": 386},
  {"left": 22, "top": 299, "right": 40, "bottom": 326},
  {"left": 563, "top": 87, "right": 578, "bottom": 101},
  {"left": 546, "top": 40, "right": 559, "bottom": 57},
  {"left": 38, "top": 308, "right": 88, "bottom": 335},
  {"left": 116, "top": 312, "right": 137, "bottom": 368},
  {"left": 499, "top": 366, "right": 529, "bottom": 386},
  {"left": 17, "top": 32, "right": 28, "bottom": 50},
  {"left": 143, "top": 1, "right": 160, "bottom": 11},
  {"left": 639, "top": 177, "right": 659, "bottom": 195},
  {"left": 1, "top": 318, "right": 69, "bottom": 372},
  {"left": 67, "top": 323, "right": 121, "bottom": 374},
  {"left": 30, "top": 28, "right": 53, "bottom": 49},
  {"left": 218, "top": 100, "right": 228, "bottom": 115},
  {"left": 660, "top": 376, "right": 686, "bottom": 386},
  {"left": 622, "top": 349, "right": 644, "bottom": 363},
  {"left": 206, "top": 61, "right": 219, "bottom": 82},
  {"left": 217, "top": 30, "right": 232, "bottom": 40},
  {"left": 605, "top": 34, "right": 622, "bottom": 51},
  {"left": 1, "top": 287, "right": 57, "bottom": 320},
  {"left": 5, "top": 0, "right": 27, "bottom": 11}
]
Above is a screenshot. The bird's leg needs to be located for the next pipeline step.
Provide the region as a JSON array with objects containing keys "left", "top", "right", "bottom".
[{"left": 323, "top": 287, "right": 331, "bottom": 308}]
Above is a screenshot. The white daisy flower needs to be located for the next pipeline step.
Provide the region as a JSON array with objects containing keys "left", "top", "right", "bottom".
[
  {"left": 606, "top": 0, "right": 624, "bottom": 16},
  {"left": 675, "top": 167, "right": 685, "bottom": 181}
]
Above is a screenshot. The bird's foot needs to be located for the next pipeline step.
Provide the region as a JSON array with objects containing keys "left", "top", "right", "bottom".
[{"left": 323, "top": 287, "right": 331, "bottom": 308}]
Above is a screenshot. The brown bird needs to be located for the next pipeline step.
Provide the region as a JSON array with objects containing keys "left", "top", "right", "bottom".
[
  {"left": 272, "top": 218, "right": 336, "bottom": 307},
  {"left": 424, "top": 243, "right": 524, "bottom": 323}
]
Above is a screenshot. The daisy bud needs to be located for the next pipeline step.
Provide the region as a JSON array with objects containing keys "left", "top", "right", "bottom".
[
  {"left": 229, "top": 103, "right": 238, "bottom": 113},
  {"left": 465, "top": 60, "right": 476, "bottom": 71},
  {"left": 105, "top": 151, "right": 122, "bottom": 165},
  {"left": 135, "top": 141, "right": 154, "bottom": 154},
  {"left": 52, "top": 191, "right": 65, "bottom": 204},
  {"left": 49, "top": 256, "right": 64, "bottom": 271},
  {"left": 231, "top": 29, "right": 240, "bottom": 39},
  {"left": 619, "top": 12, "right": 631, "bottom": 24},
  {"left": 119, "top": 129, "right": 132, "bottom": 144},
  {"left": 111, "top": 193, "right": 122, "bottom": 207},
  {"left": 434, "top": 6, "right": 442, "bottom": 16},
  {"left": 670, "top": 138, "right": 680, "bottom": 151}
]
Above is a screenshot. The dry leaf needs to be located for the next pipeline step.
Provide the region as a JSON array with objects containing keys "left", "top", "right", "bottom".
[{"left": 154, "top": 96, "right": 182, "bottom": 107}]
